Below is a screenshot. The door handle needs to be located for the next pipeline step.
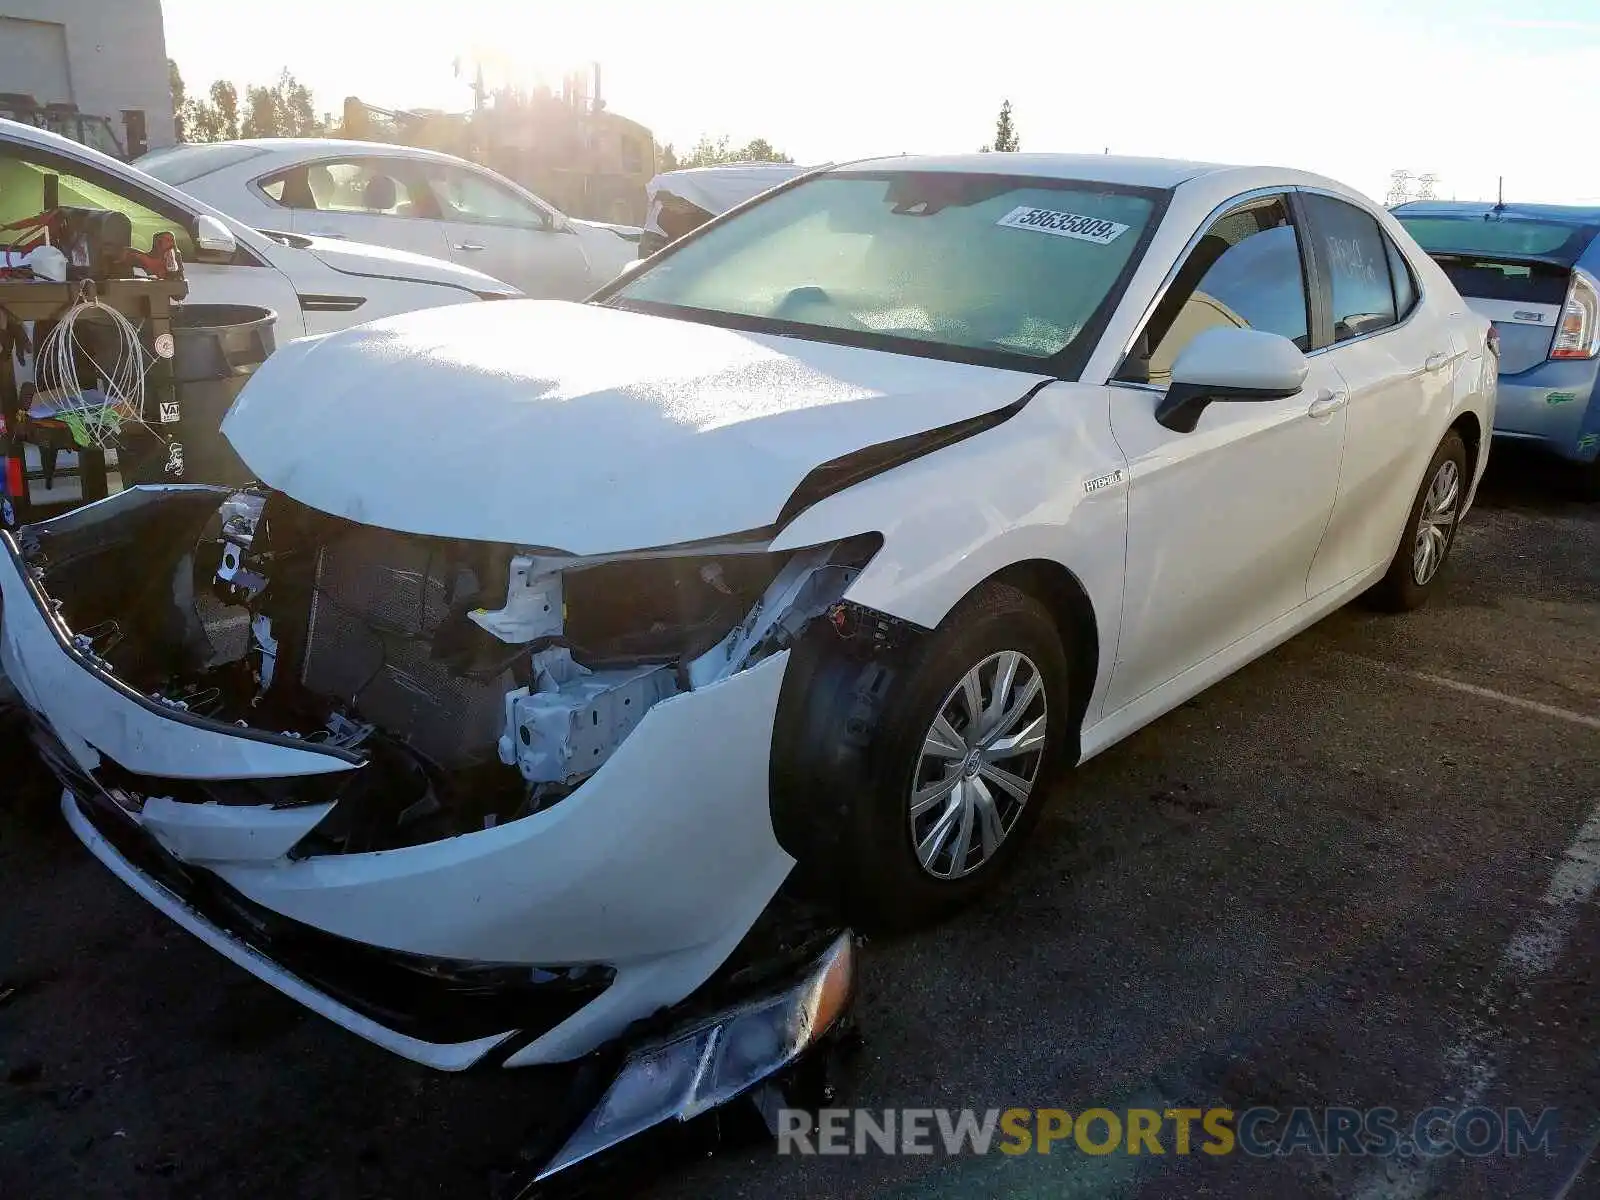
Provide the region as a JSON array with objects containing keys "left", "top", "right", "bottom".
[
  {"left": 1307, "top": 389, "right": 1348, "bottom": 419},
  {"left": 1425, "top": 352, "right": 1449, "bottom": 372},
  {"left": 453, "top": 242, "right": 486, "bottom": 252}
]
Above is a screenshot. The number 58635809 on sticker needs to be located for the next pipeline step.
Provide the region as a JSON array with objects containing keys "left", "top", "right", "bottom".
[{"left": 995, "top": 206, "right": 1130, "bottom": 244}]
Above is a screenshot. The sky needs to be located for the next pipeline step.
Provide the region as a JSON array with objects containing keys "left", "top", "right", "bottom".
[{"left": 161, "top": 0, "right": 1600, "bottom": 206}]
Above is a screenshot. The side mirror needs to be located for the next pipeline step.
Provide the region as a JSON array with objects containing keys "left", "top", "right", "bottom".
[
  {"left": 192, "top": 213, "right": 238, "bottom": 261},
  {"left": 1156, "top": 327, "right": 1308, "bottom": 433},
  {"left": 548, "top": 211, "right": 572, "bottom": 234}
]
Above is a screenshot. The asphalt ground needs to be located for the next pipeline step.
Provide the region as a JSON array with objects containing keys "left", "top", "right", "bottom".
[{"left": 1, "top": 447, "right": 1596, "bottom": 1200}]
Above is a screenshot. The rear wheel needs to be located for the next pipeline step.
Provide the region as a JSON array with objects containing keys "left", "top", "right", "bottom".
[{"left": 1370, "top": 430, "right": 1468, "bottom": 611}]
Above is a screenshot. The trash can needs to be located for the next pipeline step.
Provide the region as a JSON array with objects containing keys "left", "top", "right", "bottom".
[{"left": 122, "top": 303, "right": 276, "bottom": 487}]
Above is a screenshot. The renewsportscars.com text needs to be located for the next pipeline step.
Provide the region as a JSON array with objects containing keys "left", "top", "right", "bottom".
[{"left": 777, "top": 1106, "right": 1559, "bottom": 1159}]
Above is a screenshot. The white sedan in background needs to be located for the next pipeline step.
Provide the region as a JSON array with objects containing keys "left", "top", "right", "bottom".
[
  {"left": 1, "top": 120, "right": 519, "bottom": 336},
  {"left": 1, "top": 153, "right": 1494, "bottom": 1178},
  {"left": 137, "top": 138, "right": 643, "bottom": 298},
  {"left": 641, "top": 161, "right": 812, "bottom": 255}
]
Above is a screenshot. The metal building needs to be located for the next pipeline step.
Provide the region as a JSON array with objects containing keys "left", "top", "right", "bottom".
[{"left": 0, "top": 0, "right": 174, "bottom": 157}]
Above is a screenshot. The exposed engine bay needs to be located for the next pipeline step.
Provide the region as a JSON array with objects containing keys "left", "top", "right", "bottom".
[{"left": 28, "top": 486, "right": 875, "bottom": 854}]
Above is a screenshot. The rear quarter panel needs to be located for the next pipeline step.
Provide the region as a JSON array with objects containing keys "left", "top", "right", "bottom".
[{"left": 1378, "top": 212, "right": 1498, "bottom": 495}]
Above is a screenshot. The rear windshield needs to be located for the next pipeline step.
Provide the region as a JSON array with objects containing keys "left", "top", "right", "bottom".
[
  {"left": 137, "top": 143, "right": 266, "bottom": 185},
  {"left": 1430, "top": 256, "right": 1570, "bottom": 305},
  {"left": 612, "top": 171, "right": 1162, "bottom": 365},
  {"left": 1398, "top": 215, "right": 1596, "bottom": 265}
]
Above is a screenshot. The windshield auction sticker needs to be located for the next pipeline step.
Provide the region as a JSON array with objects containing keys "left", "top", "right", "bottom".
[{"left": 996, "top": 207, "right": 1130, "bottom": 244}]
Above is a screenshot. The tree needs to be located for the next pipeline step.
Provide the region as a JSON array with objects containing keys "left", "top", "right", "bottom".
[
  {"left": 169, "top": 59, "right": 186, "bottom": 141},
  {"left": 242, "top": 70, "right": 324, "bottom": 138},
  {"left": 739, "top": 138, "right": 791, "bottom": 164},
  {"left": 242, "top": 85, "right": 278, "bottom": 140},
  {"left": 183, "top": 80, "right": 240, "bottom": 143},
  {"left": 656, "top": 141, "right": 679, "bottom": 172},
  {"left": 988, "top": 100, "right": 1019, "bottom": 153},
  {"left": 176, "top": 66, "right": 324, "bottom": 142},
  {"left": 678, "top": 133, "right": 794, "bottom": 168}
]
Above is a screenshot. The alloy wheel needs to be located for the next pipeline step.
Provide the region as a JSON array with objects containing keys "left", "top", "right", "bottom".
[
  {"left": 1412, "top": 458, "right": 1461, "bottom": 585},
  {"left": 908, "top": 650, "right": 1048, "bottom": 880}
]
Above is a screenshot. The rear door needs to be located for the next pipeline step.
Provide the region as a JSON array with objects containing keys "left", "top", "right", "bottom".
[
  {"left": 1300, "top": 193, "right": 1458, "bottom": 595},
  {"left": 263, "top": 157, "right": 453, "bottom": 261}
]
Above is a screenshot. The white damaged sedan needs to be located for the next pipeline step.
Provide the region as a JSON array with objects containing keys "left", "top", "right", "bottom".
[{"left": 1, "top": 154, "right": 1494, "bottom": 1155}]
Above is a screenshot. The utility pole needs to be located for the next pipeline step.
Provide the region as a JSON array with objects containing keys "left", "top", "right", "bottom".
[
  {"left": 1385, "top": 168, "right": 1414, "bottom": 208},
  {"left": 1385, "top": 168, "right": 1441, "bottom": 207}
]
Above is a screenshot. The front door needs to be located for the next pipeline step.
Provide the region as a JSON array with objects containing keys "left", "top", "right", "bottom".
[
  {"left": 1104, "top": 192, "right": 1348, "bottom": 713},
  {"left": 421, "top": 163, "right": 593, "bottom": 298}
]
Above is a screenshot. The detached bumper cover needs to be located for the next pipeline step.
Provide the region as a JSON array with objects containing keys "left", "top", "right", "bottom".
[
  {"left": 4, "top": 527, "right": 800, "bottom": 1069},
  {"left": 62, "top": 783, "right": 534, "bottom": 1069}
]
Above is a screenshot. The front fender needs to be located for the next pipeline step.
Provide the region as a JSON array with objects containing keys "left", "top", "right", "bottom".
[{"left": 770, "top": 382, "right": 1129, "bottom": 728}]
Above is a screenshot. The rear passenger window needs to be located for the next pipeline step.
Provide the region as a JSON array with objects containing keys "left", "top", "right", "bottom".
[
  {"left": 1119, "top": 194, "right": 1309, "bottom": 386},
  {"left": 1386, "top": 237, "right": 1418, "bottom": 319},
  {"left": 1305, "top": 194, "right": 1397, "bottom": 341},
  {"left": 307, "top": 160, "right": 436, "bottom": 217}
]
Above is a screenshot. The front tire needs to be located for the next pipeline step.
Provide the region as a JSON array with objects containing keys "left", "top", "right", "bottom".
[
  {"left": 846, "top": 582, "right": 1072, "bottom": 930},
  {"left": 1370, "top": 429, "right": 1468, "bottom": 611}
]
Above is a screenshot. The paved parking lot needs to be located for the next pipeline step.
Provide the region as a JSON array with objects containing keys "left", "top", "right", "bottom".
[{"left": 1, "top": 453, "right": 1596, "bottom": 1200}]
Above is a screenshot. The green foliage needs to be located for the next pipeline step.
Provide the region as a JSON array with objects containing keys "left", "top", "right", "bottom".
[
  {"left": 168, "top": 59, "right": 186, "bottom": 140},
  {"left": 991, "top": 99, "right": 1019, "bottom": 153},
  {"left": 243, "top": 71, "right": 324, "bottom": 138},
  {"left": 179, "top": 68, "right": 326, "bottom": 142},
  {"left": 183, "top": 80, "right": 240, "bottom": 143},
  {"left": 678, "top": 134, "right": 794, "bottom": 168}
]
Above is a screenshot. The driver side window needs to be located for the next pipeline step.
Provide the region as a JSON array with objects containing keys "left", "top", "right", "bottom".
[
  {"left": 1119, "top": 195, "right": 1310, "bottom": 386},
  {"left": 0, "top": 147, "right": 196, "bottom": 257},
  {"left": 426, "top": 166, "right": 551, "bottom": 229}
]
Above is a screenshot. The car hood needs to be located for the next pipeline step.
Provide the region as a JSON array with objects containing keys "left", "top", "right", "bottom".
[
  {"left": 290, "top": 232, "right": 517, "bottom": 295},
  {"left": 222, "top": 301, "right": 1049, "bottom": 553}
]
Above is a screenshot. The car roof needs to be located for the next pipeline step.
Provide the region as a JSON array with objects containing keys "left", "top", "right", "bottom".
[
  {"left": 838, "top": 152, "right": 1234, "bottom": 189},
  {"left": 175, "top": 143, "right": 1357, "bottom": 207},
  {"left": 199, "top": 137, "right": 484, "bottom": 171},
  {"left": 1394, "top": 199, "right": 1600, "bottom": 225}
]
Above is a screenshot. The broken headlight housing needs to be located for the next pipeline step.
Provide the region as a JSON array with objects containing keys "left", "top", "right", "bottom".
[
  {"left": 494, "top": 533, "right": 882, "bottom": 791},
  {"left": 536, "top": 931, "right": 855, "bottom": 1181}
]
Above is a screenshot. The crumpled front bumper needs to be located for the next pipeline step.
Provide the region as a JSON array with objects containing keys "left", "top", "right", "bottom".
[{"left": 2, "top": 526, "right": 800, "bottom": 1071}]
